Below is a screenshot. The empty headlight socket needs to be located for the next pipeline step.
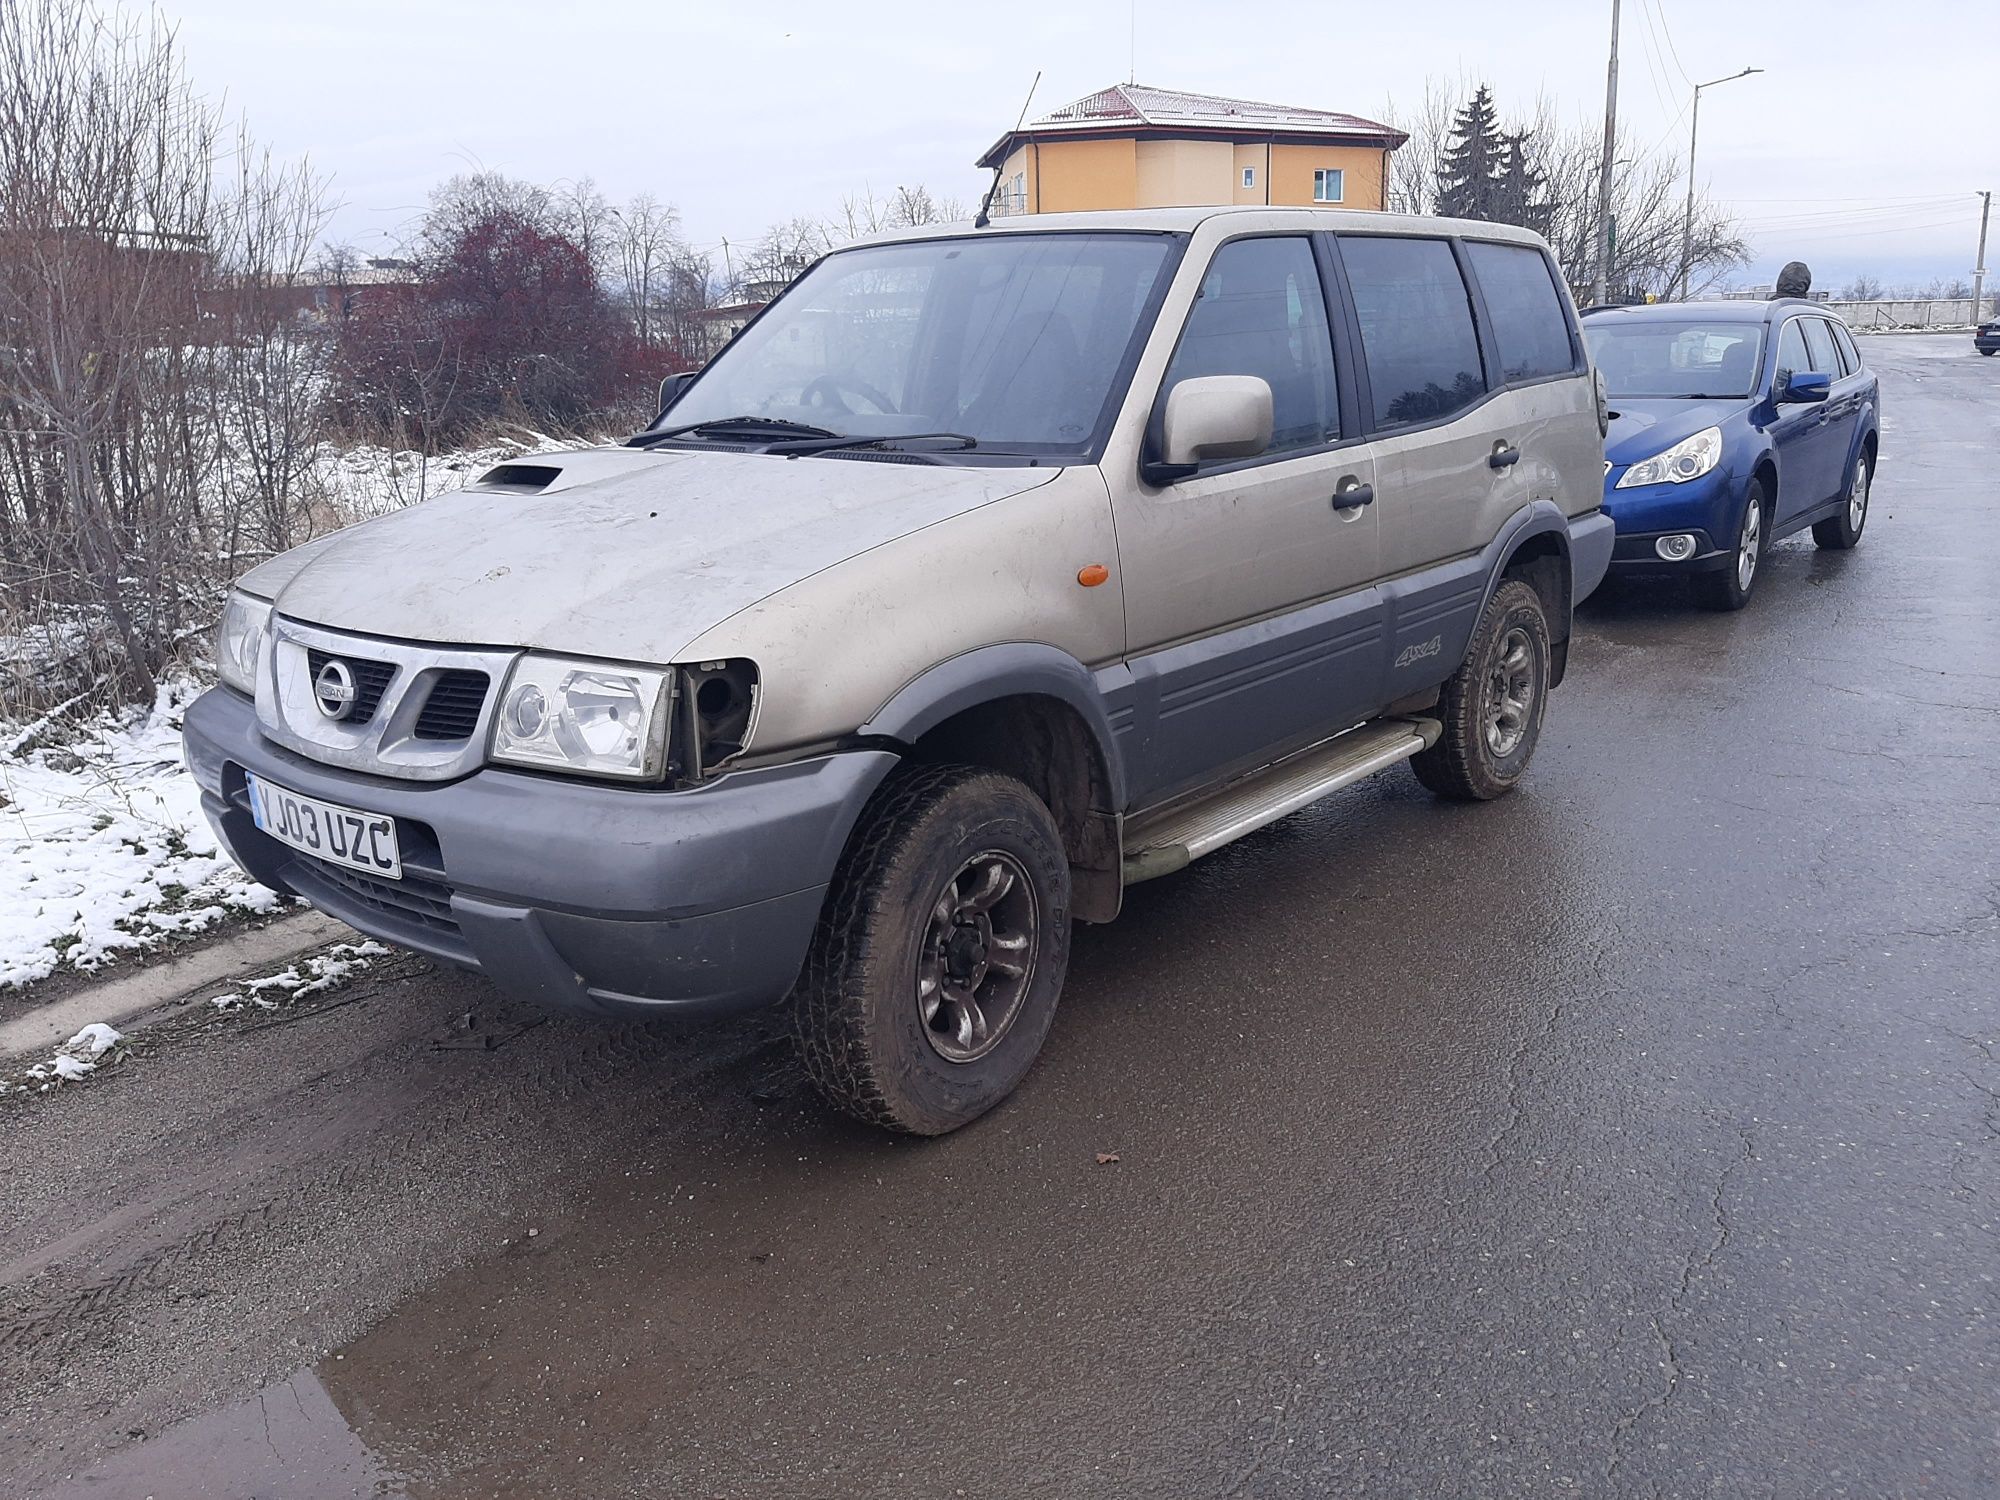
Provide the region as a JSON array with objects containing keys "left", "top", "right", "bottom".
[{"left": 674, "top": 660, "right": 758, "bottom": 782}]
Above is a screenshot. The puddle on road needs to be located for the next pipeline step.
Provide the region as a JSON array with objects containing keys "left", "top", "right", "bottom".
[{"left": 34, "top": 1367, "right": 403, "bottom": 1499}]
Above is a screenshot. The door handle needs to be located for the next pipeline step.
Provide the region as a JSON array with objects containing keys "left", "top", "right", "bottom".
[
  {"left": 1332, "top": 481, "right": 1375, "bottom": 508},
  {"left": 1488, "top": 443, "right": 1521, "bottom": 469}
]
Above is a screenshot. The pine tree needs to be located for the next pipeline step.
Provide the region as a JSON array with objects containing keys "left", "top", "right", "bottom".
[
  {"left": 1495, "top": 133, "right": 1553, "bottom": 236},
  {"left": 1436, "top": 86, "right": 1505, "bottom": 221}
]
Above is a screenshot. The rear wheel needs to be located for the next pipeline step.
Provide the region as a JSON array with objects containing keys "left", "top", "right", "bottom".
[
  {"left": 1812, "top": 453, "right": 1871, "bottom": 550},
  {"left": 1410, "top": 577, "right": 1551, "bottom": 802},
  {"left": 1693, "top": 480, "right": 1767, "bottom": 612},
  {"left": 791, "top": 765, "right": 1071, "bottom": 1136}
]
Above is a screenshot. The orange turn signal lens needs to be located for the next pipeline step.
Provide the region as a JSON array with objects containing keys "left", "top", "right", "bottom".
[{"left": 1077, "top": 563, "right": 1110, "bottom": 587}]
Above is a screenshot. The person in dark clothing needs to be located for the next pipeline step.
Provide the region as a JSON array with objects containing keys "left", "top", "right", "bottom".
[{"left": 1775, "top": 261, "right": 1813, "bottom": 298}]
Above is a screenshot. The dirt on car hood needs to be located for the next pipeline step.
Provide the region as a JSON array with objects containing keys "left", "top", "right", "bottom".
[{"left": 243, "top": 446, "right": 1059, "bottom": 664}]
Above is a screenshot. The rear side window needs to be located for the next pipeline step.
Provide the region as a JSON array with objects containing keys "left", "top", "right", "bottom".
[
  {"left": 1161, "top": 236, "right": 1339, "bottom": 454},
  {"left": 1341, "top": 236, "right": 1486, "bottom": 430},
  {"left": 1829, "top": 320, "right": 1862, "bottom": 372},
  {"left": 1801, "top": 318, "right": 1841, "bottom": 378},
  {"left": 1465, "top": 241, "right": 1576, "bottom": 382}
]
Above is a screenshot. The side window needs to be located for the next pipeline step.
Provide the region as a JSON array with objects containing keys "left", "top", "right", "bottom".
[
  {"left": 1341, "top": 235, "right": 1487, "bottom": 430},
  {"left": 1776, "top": 319, "right": 1810, "bottom": 386},
  {"left": 1160, "top": 236, "right": 1338, "bottom": 456},
  {"left": 1465, "top": 240, "right": 1576, "bottom": 383},
  {"left": 1830, "top": 320, "right": 1863, "bottom": 373},
  {"left": 1801, "top": 317, "right": 1841, "bottom": 378}
]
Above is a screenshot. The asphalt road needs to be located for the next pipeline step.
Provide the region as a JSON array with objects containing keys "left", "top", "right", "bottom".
[{"left": 4, "top": 334, "right": 1995, "bottom": 1500}]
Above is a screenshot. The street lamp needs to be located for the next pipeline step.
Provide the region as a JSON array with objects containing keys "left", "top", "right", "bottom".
[{"left": 1681, "top": 67, "right": 1763, "bottom": 300}]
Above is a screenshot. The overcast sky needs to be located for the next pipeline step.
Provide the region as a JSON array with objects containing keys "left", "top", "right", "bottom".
[{"left": 171, "top": 0, "right": 1994, "bottom": 290}]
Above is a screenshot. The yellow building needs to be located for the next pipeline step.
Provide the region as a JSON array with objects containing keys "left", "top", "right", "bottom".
[{"left": 977, "top": 83, "right": 1407, "bottom": 216}]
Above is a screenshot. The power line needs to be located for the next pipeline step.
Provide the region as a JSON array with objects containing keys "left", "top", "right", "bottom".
[{"left": 1645, "top": 0, "right": 1695, "bottom": 88}]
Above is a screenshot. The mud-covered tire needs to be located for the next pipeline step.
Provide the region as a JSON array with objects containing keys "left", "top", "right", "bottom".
[
  {"left": 1811, "top": 452, "right": 1870, "bottom": 550},
  {"left": 1409, "top": 577, "right": 1551, "bottom": 802},
  {"left": 1693, "top": 479, "right": 1768, "bottom": 611},
  {"left": 790, "top": 764, "right": 1071, "bottom": 1136}
]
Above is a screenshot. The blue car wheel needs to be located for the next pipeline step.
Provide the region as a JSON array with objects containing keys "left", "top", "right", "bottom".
[{"left": 1694, "top": 479, "right": 1768, "bottom": 612}]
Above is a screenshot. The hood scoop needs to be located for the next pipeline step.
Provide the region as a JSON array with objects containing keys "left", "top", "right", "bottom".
[{"left": 473, "top": 462, "right": 564, "bottom": 494}]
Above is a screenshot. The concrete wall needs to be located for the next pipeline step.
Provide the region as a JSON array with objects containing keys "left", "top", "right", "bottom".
[{"left": 1824, "top": 298, "right": 1996, "bottom": 330}]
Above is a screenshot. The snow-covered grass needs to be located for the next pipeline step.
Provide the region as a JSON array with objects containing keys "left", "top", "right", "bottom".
[
  {"left": 207, "top": 941, "right": 389, "bottom": 1012},
  {"left": 0, "top": 678, "right": 286, "bottom": 990}
]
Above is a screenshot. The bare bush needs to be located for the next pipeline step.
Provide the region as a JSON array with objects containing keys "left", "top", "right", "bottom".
[{"left": 0, "top": 0, "right": 332, "bottom": 716}]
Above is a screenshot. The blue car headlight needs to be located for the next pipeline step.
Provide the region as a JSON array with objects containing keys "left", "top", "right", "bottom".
[{"left": 1616, "top": 426, "right": 1722, "bottom": 488}]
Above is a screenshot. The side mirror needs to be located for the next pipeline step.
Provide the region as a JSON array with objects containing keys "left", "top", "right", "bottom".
[
  {"left": 1780, "top": 370, "right": 1830, "bottom": 405},
  {"left": 658, "top": 371, "right": 695, "bottom": 415},
  {"left": 1153, "top": 376, "right": 1273, "bottom": 481}
]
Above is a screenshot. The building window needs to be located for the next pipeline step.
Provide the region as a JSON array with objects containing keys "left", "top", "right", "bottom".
[
  {"left": 1242, "top": 167, "right": 1255, "bottom": 189},
  {"left": 1313, "top": 168, "right": 1344, "bottom": 204}
]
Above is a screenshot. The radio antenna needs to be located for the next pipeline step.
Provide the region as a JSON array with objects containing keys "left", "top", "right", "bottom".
[{"left": 974, "top": 70, "right": 1041, "bottom": 229}]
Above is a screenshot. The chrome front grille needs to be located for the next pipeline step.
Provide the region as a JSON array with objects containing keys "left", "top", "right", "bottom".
[{"left": 257, "top": 619, "right": 517, "bottom": 782}]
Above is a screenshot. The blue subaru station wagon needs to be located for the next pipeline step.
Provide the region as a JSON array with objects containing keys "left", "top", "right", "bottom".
[{"left": 1581, "top": 300, "right": 1880, "bottom": 610}]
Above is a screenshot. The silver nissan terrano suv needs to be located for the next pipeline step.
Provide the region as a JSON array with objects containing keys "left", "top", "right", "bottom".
[{"left": 186, "top": 207, "right": 1613, "bottom": 1134}]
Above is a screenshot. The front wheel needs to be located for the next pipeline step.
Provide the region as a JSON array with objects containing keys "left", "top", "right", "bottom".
[
  {"left": 1692, "top": 479, "right": 1768, "bottom": 612},
  {"left": 1410, "top": 577, "right": 1551, "bottom": 801},
  {"left": 1812, "top": 453, "right": 1871, "bottom": 550},
  {"left": 791, "top": 765, "right": 1071, "bottom": 1135}
]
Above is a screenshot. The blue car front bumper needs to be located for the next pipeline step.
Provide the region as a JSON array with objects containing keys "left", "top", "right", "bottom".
[{"left": 1601, "top": 465, "right": 1741, "bottom": 574}]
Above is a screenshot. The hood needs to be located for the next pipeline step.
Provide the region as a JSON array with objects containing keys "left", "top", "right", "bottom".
[
  {"left": 1604, "top": 398, "right": 1744, "bottom": 468},
  {"left": 243, "top": 446, "right": 1060, "bottom": 663}
]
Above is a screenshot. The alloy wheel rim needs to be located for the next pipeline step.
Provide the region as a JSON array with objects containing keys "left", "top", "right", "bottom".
[
  {"left": 1849, "top": 461, "right": 1869, "bottom": 529},
  {"left": 916, "top": 850, "right": 1038, "bottom": 1064},
  {"left": 1737, "top": 502, "right": 1762, "bottom": 590},
  {"left": 1483, "top": 627, "right": 1537, "bottom": 758}
]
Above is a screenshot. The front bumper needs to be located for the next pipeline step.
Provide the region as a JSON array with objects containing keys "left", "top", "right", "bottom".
[
  {"left": 183, "top": 686, "right": 896, "bottom": 1018},
  {"left": 1601, "top": 465, "right": 1738, "bottom": 575}
]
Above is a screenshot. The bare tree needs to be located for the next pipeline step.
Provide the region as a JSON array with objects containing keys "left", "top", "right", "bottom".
[
  {"left": 613, "top": 192, "right": 682, "bottom": 347},
  {"left": 551, "top": 175, "right": 615, "bottom": 278},
  {"left": 0, "top": 0, "right": 329, "bottom": 713},
  {"left": 1840, "top": 272, "right": 1886, "bottom": 301}
]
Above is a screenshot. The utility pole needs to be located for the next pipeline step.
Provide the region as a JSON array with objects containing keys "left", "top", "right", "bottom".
[
  {"left": 1592, "top": 0, "right": 1620, "bottom": 305},
  {"left": 1973, "top": 191, "right": 1992, "bottom": 323},
  {"left": 1680, "top": 67, "right": 1762, "bottom": 301}
]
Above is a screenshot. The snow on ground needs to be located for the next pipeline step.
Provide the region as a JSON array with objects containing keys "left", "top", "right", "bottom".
[
  {"left": 207, "top": 941, "right": 389, "bottom": 1012},
  {"left": 1, "top": 1022, "right": 128, "bottom": 1096},
  {"left": 0, "top": 678, "right": 286, "bottom": 989}
]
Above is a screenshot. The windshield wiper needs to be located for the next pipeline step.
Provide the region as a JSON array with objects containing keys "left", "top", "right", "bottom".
[
  {"left": 628, "top": 415, "right": 841, "bottom": 448},
  {"left": 778, "top": 431, "right": 980, "bottom": 456}
]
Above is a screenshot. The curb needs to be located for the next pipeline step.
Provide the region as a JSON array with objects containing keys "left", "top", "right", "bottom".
[{"left": 0, "top": 909, "right": 361, "bottom": 1062}]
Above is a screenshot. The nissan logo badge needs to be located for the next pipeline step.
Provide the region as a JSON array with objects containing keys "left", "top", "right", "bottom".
[{"left": 314, "top": 659, "right": 358, "bottom": 720}]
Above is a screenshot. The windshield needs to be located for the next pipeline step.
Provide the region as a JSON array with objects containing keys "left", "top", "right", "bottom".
[
  {"left": 653, "top": 232, "right": 1177, "bottom": 456},
  {"left": 1583, "top": 319, "right": 1765, "bottom": 399}
]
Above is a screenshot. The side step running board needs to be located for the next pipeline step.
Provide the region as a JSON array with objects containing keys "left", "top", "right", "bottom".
[{"left": 1122, "top": 717, "right": 1441, "bottom": 884}]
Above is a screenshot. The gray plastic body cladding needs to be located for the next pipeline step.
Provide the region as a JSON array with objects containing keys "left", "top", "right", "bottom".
[
  {"left": 183, "top": 686, "right": 896, "bottom": 1016},
  {"left": 1568, "top": 510, "right": 1615, "bottom": 600},
  {"left": 860, "top": 642, "right": 1130, "bottom": 811}
]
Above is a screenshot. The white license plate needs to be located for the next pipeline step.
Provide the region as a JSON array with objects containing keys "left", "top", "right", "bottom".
[{"left": 247, "top": 773, "right": 402, "bottom": 880}]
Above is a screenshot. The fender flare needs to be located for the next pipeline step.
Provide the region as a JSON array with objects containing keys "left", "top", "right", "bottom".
[
  {"left": 1481, "top": 499, "right": 1574, "bottom": 619},
  {"left": 859, "top": 643, "right": 1129, "bottom": 811}
]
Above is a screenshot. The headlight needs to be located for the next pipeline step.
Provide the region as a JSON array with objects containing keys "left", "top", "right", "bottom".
[
  {"left": 216, "top": 591, "right": 272, "bottom": 696},
  {"left": 1616, "top": 426, "right": 1723, "bottom": 488},
  {"left": 491, "top": 654, "right": 672, "bottom": 780}
]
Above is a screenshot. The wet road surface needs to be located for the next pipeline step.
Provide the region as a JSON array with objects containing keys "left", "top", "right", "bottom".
[{"left": 4, "top": 335, "right": 1996, "bottom": 1498}]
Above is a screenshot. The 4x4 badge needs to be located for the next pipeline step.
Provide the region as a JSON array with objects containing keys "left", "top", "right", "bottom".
[
  {"left": 1395, "top": 635, "right": 1443, "bottom": 670},
  {"left": 314, "top": 659, "right": 358, "bottom": 720}
]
